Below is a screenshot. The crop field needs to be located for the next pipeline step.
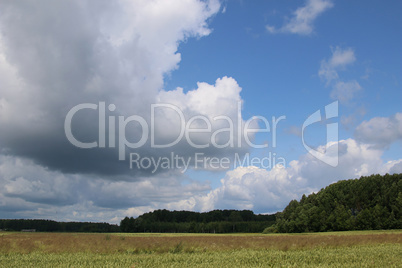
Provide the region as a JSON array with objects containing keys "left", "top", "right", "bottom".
[{"left": 0, "top": 230, "right": 401, "bottom": 267}]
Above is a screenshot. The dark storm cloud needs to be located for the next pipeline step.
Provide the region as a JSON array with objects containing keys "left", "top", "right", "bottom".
[{"left": 0, "top": 0, "right": 249, "bottom": 177}]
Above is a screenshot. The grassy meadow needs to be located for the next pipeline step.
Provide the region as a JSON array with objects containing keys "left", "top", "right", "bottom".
[{"left": 0, "top": 230, "right": 401, "bottom": 267}]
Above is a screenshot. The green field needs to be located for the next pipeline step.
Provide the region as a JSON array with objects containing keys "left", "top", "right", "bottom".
[{"left": 0, "top": 230, "right": 401, "bottom": 267}]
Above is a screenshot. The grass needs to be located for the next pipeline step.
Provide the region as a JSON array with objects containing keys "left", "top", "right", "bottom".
[{"left": 0, "top": 230, "right": 401, "bottom": 267}]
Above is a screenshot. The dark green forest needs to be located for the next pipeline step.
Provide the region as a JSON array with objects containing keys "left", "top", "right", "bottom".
[
  {"left": 120, "top": 209, "right": 276, "bottom": 233},
  {"left": 0, "top": 219, "right": 119, "bottom": 232},
  {"left": 267, "top": 173, "right": 402, "bottom": 233}
]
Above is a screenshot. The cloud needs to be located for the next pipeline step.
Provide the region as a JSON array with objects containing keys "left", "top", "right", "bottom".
[
  {"left": 184, "top": 138, "right": 401, "bottom": 214},
  {"left": 0, "top": 0, "right": 258, "bottom": 178},
  {"left": 340, "top": 106, "right": 367, "bottom": 129},
  {"left": 0, "top": 154, "right": 211, "bottom": 222},
  {"left": 319, "top": 47, "right": 362, "bottom": 104},
  {"left": 329, "top": 47, "right": 356, "bottom": 68},
  {"left": 330, "top": 81, "right": 362, "bottom": 104},
  {"left": 266, "top": 0, "right": 334, "bottom": 35},
  {"left": 0, "top": 0, "right": 273, "bottom": 223},
  {"left": 1, "top": 132, "right": 401, "bottom": 222},
  {"left": 285, "top": 125, "right": 302, "bottom": 137},
  {"left": 319, "top": 47, "right": 356, "bottom": 83},
  {"left": 195, "top": 165, "right": 300, "bottom": 213},
  {"left": 265, "top": 25, "right": 277, "bottom": 34},
  {"left": 388, "top": 160, "right": 402, "bottom": 174},
  {"left": 355, "top": 113, "right": 402, "bottom": 149}
]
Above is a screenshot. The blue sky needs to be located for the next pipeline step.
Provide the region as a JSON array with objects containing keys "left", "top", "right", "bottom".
[
  {"left": 167, "top": 0, "right": 402, "bottom": 187},
  {"left": 0, "top": 0, "right": 401, "bottom": 223},
  {"left": 168, "top": 0, "right": 401, "bottom": 138}
]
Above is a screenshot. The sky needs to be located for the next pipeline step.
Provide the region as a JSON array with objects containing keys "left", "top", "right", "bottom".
[{"left": 0, "top": 0, "right": 401, "bottom": 224}]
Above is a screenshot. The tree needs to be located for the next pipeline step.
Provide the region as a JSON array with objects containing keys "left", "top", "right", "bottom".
[{"left": 272, "top": 173, "right": 402, "bottom": 233}]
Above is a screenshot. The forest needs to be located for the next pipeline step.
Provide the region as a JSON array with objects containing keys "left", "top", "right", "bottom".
[
  {"left": 120, "top": 209, "right": 276, "bottom": 233},
  {"left": 267, "top": 173, "right": 402, "bottom": 233},
  {"left": 0, "top": 219, "right": 119, "bottom": 232}
]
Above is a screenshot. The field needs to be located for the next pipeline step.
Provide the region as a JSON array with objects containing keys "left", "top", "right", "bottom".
[{"left": 0, "top": 230, "right": 401, "bottom": 267}]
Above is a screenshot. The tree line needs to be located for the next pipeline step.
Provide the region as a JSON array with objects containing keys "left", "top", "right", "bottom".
[
  {"left": 265, "top": 173, "right": 402, "bottom": 233},
  {"left": 120, "top": 209, "right": 276, "bottom": 233},
  {"left": 0, "top": 219, "right": 120, "bottom": 232},
  {"left": 0, "top": 211, "right": 275, "bottom": 233}
]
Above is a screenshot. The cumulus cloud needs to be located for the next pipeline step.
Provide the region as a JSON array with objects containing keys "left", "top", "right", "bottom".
[
  {"left": 266, "top": 0, "right": 334, "bottom": 35},
  {"left": 319, "top": 47, "right": 362, "bottom": 104},
  {"left": 355, "top": 113, "right": 402, "bottom": 149},
  {"left": 0, "top": 0, "right": 256, "bottom": 178},
  {"left": 155, "top": 76, "right": 245, "bottom": 149}
]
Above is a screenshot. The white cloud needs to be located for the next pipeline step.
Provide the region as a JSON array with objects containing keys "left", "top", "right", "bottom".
[
  {"left": 265, "top": 25, "right": 277, "bottom": 34},
  {"left": 158, "top": 76, "right": 242, "bottom": 119},
  {"left": 319, "top": 47, "right": 362, "bottom": 104},
  {"left": 329, "top": 47, "right": 356, "bottom": 68},
  {"left": 330, "top": 80, "right": 362, "bottom": 104},
  {"left": 382, "top": 159, "right": 402, "bottom": 174},
  {"left": 198, "top": 165, "right": 299, "bottom": 213},
  {"left": 267, "top": 0, "right": 334, "bottom": 35},
  {"left": 154, "top": 77, "right": 247, "bottom": 151},
  {"left": 319, "top": 47, "right": 356, "bottom": 83},
  {"left": 355, "top": 113, "right": 402, "bottom": 149}
]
